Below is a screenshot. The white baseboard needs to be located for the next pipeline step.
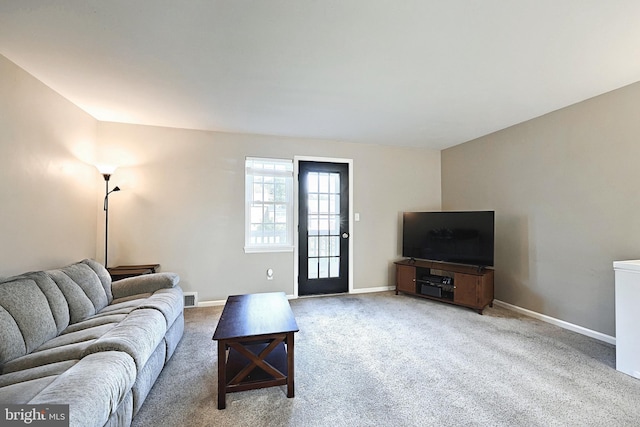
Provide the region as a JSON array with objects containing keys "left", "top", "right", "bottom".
[
  {"left": 493, "top": 300, "right": 616, "bottom": 346},
  {"left": 196, "top": 287, "right": 394, "bottom": 307},
  {"left": 197, "top": 299, "right": 226, "bottom": 307},
  {"left": 350, "top": 286, "right": 395, "bottom": 294}
]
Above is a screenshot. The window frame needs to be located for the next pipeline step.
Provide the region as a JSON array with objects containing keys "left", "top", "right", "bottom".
[{"left": 244, "top": 157, "right": 294, "bottom": 253}]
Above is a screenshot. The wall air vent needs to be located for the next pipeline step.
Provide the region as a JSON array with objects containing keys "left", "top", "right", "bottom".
[{"left": 183, "top": 292, "right": 198, "bottom": 308}]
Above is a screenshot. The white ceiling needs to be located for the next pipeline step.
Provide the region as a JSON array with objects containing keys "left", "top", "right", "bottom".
[{"left": 1, "top": 1, "right": 640, "bottom": 150}]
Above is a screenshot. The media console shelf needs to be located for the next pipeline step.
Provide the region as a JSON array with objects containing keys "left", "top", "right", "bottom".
[{"left": 394, "top": 259, "right": 494, "bottom": 314}]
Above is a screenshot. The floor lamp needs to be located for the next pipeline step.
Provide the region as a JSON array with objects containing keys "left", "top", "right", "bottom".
[{"left": 97, "top": 166, "right": 120, "bottom": 268}]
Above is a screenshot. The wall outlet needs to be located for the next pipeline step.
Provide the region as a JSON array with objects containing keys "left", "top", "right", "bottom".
[{"left": 267, "top": 268, "right": 274, "bottom": 280}]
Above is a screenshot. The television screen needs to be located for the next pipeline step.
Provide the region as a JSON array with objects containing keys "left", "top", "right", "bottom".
[{"left": 402, "top": 211, "right": 495, "bottom": 267}]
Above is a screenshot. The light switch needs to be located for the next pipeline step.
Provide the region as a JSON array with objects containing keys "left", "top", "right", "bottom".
[{"left": 355, "top": 213, "right": 360, "bottom": 222}]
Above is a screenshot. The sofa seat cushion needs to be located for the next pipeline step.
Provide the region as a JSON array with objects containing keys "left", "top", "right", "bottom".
[
  {"left": 0, "top": 375, "right": 61, "bottom": 404},
  {"left": 30, "top": 351, "right": 136, "bottom": 427},
  {"left": 0, "top": 360, "right": 78, "bottom": 388},
  {"left": 2, "top": 314, "right": 128, "bottom": 374},
  {"left": 61, "top": 313, "right": 127, "bottom": 335},
  {"left": 107, "top": 286, "right": 183, "bottom": 328},
  {"left": 134, "top": 286, "right": 184, "bottom": 328},
  {"left": 0, "top": 360, "right": 79, "bottom": 403},
  {"left": 37, "top": 323, "right": 116, "bottom": 352},
  {"left": 84, "top": 309, "right": 167, "bottom": 371},
  {"left": 100, "top": 297, "right": 152, "bottom": 314},
  {"left": 2, "top": 341, "right": 94, "bottom": 374}
]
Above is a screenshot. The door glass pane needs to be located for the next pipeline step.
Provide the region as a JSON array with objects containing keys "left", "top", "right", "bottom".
[
  {"left": 319, "top": 215, "right": 330, "bottom": 235},
  {"left": 330, "top": 236, "right": 340, "bottom": 256},
  {"left": 319, "top": 173, "right": 329, "bottom": 193},
  {"left": 330, "top": 257, "right": 340, "bottom": 278},
  {"left": 318, "top": 257, "right": 329, "bottom": 278},
  {"left": 308, "top": 194, "right": 318, "bottom": 214},
  {"left": 308, "top": 173, "right": 319, "bottom": 193},
  {"left": 330, "top": 215, "right": 340, "bottom": 234},
  {"left": 308, "top": 258, "right": 318, "bottom": 279},
  {"left": 330, "top": 173, "right": 339, "bottom": 193},
  {"left": 308, "top": 236, "right": 318, "bottom": 257},
  {"left": 318, "top": 236, "right": 329, "bottom": 256},
  {"left": 308, "top": 215, "right": 319, "bottom": 235},
  {"left": 319, "top": 194, "right": 329, "bottom": 214},
  {"left": 330, "top": 194, "right": 339, "bottom": 213}
]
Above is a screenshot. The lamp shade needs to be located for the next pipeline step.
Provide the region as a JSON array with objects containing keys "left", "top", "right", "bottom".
[{"left": 96, "top": 164, "right": 117, "bottom": 175}]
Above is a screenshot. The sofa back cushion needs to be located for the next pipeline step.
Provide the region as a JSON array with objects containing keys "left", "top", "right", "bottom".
[
  {"left": 46, "top": 261, "right": 111, "bottom": 324},
  {"left": 0, "top": 276, "right": 60, "bottom": 366},
  {"left": 28, "top": 271, "right": 71, "bottom": 334},
  {"left": 81, "top": 259, "right": 113, "bottom": 303}
]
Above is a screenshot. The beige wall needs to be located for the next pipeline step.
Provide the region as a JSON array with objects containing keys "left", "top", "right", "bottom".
[
  {"left": 0, "top": 52, "right": 440, "bottom": 298},
  {"left": 442, "top": 81, "right": 640, "bottom": 336},
  {"left": 0, "top": 54, "right": 99, "bottom": 277},
  {"left": 97, "top": 122, "right": 441, "bottom": 301}
]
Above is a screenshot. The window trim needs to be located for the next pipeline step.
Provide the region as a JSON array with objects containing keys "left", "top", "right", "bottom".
[{"left": 244, "top": 157, "right": 294, "bottom": 253}]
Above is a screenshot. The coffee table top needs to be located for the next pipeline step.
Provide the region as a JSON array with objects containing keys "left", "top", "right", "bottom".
[{"left": 213, "top": 292, "right": 299, "bottom": 341}]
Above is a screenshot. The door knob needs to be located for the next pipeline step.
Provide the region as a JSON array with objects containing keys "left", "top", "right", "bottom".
[{"left": 342, "top": 233, "right": 349, "bottom": 239}]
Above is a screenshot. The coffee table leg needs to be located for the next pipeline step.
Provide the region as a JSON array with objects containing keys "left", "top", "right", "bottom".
[
  {"left": 287, "top": 332, "right": 295, "bottom": 398},
  {"left": 217, "top": 340, "right": 227, "bottom": 409}
]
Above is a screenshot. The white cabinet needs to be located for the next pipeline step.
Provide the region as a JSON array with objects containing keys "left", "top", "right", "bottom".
[{"left": 613, "top": 260, "right": 640, "bottom": 379}]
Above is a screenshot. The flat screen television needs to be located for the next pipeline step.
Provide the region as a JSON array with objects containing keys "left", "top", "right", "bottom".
[{"left": 402, "top": 211, "right": 495, "bottom": 267}]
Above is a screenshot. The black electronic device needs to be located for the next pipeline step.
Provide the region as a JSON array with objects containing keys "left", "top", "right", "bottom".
[
  {"left": 419, "top": 274, "right": 452, "bottom": 286},
  {"left": 420, "top": 284, "right": 442, "bottom": 298},
  {"left": 418, "top": 273, "right": 455, "bottom": 299},
  {"left": 402, "top": 211, "right": 495, "bottom": 267}
]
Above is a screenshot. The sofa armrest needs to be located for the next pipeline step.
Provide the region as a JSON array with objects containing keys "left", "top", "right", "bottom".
[{"left": 111, "top": 273, "right": 180, "bottom": 299}]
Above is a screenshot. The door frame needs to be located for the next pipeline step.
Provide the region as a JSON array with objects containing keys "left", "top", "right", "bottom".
[{"left": 293, "top": 156, "right": 353, "bottom": 297}]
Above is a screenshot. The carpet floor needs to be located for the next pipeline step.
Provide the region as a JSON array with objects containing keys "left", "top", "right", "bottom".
[{"left": 131, "top": 291, "right": 640, "bottom": 426}]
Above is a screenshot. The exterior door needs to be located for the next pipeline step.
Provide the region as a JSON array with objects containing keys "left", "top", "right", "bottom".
[{"left": 298, "top": 161, "right": 349, "bottom": 295}]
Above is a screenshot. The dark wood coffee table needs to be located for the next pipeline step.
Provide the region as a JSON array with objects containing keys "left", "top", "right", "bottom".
[{"left": 212, "top": 292, "right": 299, "bottom": 409}]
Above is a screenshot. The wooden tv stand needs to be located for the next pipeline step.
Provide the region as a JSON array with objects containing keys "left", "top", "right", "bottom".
[{"left": 394, "top": 259, "right": 494, "bottom": 314}]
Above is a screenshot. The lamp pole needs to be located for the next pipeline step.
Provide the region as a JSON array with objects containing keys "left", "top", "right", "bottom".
[{"left": 102, "top": 173, "right": 120, "bottom": 268}]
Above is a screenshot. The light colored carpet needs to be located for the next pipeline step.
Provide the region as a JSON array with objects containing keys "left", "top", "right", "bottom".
[{"left": 131, "top": 291, "right": 640, "bottom": 426}]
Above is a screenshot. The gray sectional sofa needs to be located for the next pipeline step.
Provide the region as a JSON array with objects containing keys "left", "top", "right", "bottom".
[{"left": 0, "top": 259, "right": 184, "bottom": 427}]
